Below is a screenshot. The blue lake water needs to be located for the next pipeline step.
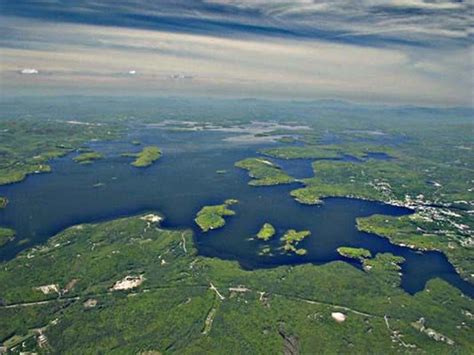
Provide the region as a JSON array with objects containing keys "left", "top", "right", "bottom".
[{"left": 0, "top": 128, "right": 472, "bottom": 297}]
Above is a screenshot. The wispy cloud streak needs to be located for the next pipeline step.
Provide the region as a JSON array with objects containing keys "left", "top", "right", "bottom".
[
  {"left": 0, "top": 1, "right": 472, "bottom": 105},
  {"left": 1, "top": 0, "right": 471, "bottom": 47}
]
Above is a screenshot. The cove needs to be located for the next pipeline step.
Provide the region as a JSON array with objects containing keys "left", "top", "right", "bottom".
[{"left": 0, "top": 128, "right": 472, "bottom": 297}]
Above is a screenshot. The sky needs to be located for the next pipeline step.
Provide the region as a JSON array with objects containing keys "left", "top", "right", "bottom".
[{"left": 0, "top": 0, "right": 472, "bottom": 105}]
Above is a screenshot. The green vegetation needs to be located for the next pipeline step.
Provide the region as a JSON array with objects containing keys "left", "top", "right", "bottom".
[
  {"left": 0, "top": 118, "right": 120, "bottom": 186},
  {"left": 0, "top": 98, "right": 473, "bottom": 352},
  {"left": 290, "top": 160, "right": 398, "bottom": 204},
  {"left": 261, "top": 146, "right": 340, "bottom": 160},
  {"left": 0, "top": 197, "right": 7, "bottom": 208},
  {"left": 283, "top": 145, "right": 474, "bottom": 282},
  {"left": 0, "top": 164, "right": 52, "bottom": 186},
  {"left": 336, "top": 144, "right": 397, "bottom": 160},
  {"left": 73, "top": 151, "right": 103, "bottom": 164},
  {"left": 0, "top": 116, "right": 122, "bottom": 257},
  {"left": 124, "top": 146, "right": 162, "bottom": 167},
  {"left": 261, "top": 144, "right": 396, "bottom": 161},
  {"left": 235, "top": 158, "right": 294, "bottom": 186},
  {"left": 357, "top": 214, "right": 474, "bottom": 283},
  {"left": 294, "top": 248, "right": 307, "bottom": 256},
  {"left": 1, "top": 215, "right": 472, "bottom": 353},
  {"left": 337, "top": 247, "right": 372, "bottom": 260},
  {"left": 194, "top": 199, "right": 238, "bottom": 232},
  {"left": 290, "top": 158, "right": 473, "bottom": 282},
  {"left": 363, "top": 253, "right": 405, "bottom": 273},
  {"left": 256, "top": 223, "right": 276, "bottom": 241},
  {"left": 276, "top": 136, "right": 297, "bottom": 144},
  {"left": 0, "top": 227, "right": 15, "bottom": 248},
  {"left": 273, "top": 111, "right": 472, "bottom": 284},
  {"left": 280, "top": 229, "right": 311, "bottom": 255},
  {"left": 335, "top": 248, "right": 404, "bottom": 287}
]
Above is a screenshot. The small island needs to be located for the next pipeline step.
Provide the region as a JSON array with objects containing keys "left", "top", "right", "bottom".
[
  {"left": 194, "top": 199, "right": 238, "bottom": 232},
  {"left": 0, "top": 227, "right": 15, "bottom": 248},
  {"left": 337, "top": 248, "right": 405, "bottom": 274},
  {"left": 0, "top": 197, "right": 7, "bottom": 208},
  {"left": 73, "top": 151, "right": 103, "bottom": 164},
  {"left": 235, "top": 157, "right": 294, "bottom": 186},
  {"left": 258, "top": 246, "right": 272, "bottom": 256},
  {"left": 280, "top": 229, "right": 311, "bottom": 255},
  {"left": 337, "top": 247, "right": 372, "bottom": 260},
  {"left": 363, "top": 253, "right": 405, "bottom": 272},
  {"left": 256, "top": 223, "right": 276, "bottom": 241},
  {"left": 123, "top": 146, "right": 162, "bottom": 168}
]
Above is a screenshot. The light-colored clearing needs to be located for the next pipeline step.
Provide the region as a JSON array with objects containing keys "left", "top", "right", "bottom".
[
  {"left": 140, "top": 214, "right": 162, "bottom": 223},
  {"left": 209, "top": 282, "right": 225, "bottom": 300},
  {"left": 110, "top": 275, "right": 145, "bottom": 291},
  {"left": 35, "top": 284, "right": 60, "bottom": 295},
  {"left": 331, "top": 312, "right": 347, "bottom": 323}
]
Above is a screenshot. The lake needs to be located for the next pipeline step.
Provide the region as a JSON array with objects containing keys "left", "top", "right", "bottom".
[{"left": 0, "top": 127, "right": 472, "bottom": 297}]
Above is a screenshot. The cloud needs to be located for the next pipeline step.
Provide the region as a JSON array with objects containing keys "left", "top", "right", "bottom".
[
  {"left": 202, "top": 0, "right": 471, "bottom": 42},
  {"left": 0, "top": 1, "right": 471, "bottom": 105},
  {"left": 1, "top": 0, "right": 471, "bottom": 47},
  {"left": 169, "top": 74, "right": 194, "bottom": 80},
  {"left": 0, "top": 18, "right": 470, "bottom": 105},
  {"left": 20, "top": 68, "right": 39, "bottom": 74},
  {"left": 387, "top": 0, "right": 464, "bottom": 10}
]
